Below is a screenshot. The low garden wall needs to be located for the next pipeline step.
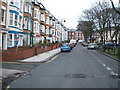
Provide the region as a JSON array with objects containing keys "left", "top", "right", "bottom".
[{"left": 2, "top": 43, "right": 62, "bottom": 61}]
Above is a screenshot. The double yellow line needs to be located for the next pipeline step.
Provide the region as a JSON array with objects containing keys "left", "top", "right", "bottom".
[
  {"left": 0, "top": 61, "right": 38, "bottom": 64},
  {"left": 45, "top": 55, "right": 59, "bottom": 63}
]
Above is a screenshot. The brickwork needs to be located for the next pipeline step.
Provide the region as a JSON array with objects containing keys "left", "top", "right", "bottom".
[{"left": 2, "top": 43, "right": 61, "bottom": 61}]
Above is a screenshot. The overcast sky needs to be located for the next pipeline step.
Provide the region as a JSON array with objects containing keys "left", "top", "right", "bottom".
[{"left": 38, "top": 0, "right": 119, "bottom": 29}]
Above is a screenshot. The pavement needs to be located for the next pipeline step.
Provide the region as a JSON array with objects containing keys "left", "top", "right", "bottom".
[
  {"left": 1, "top": 48, "right": 61, "bottom": 89},
  {"left": 19, "top": 48, "right": 61, "bottom": 63}
]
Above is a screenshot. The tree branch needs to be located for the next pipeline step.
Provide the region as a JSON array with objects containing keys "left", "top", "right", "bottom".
[{"left": 110, "top": 0, "right": 120, "bottom": 15}]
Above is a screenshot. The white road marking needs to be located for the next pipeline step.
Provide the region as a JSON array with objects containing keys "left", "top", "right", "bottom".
[
  {"left": 89, "top": 52, "right": 118, "bottom": 77},
  {"left": 115, "top": 73, "right": 118, "bottom": 76},
  {"left": 111, "top": 71, "right": 116, "bottom": 75},
  {"left": 106, "top": 67, "right": 111, "bottom": 71},
  {"left": 102, "top": 63, "right": 106, "bottom": 67}
]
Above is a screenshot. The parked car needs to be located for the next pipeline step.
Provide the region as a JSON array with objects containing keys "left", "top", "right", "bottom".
[
  {"left": 61, "top": 43, "right": 71, "bottom": 52},
  {"left": 79, "top": 40, "right": 83, "bottom": 43},
  {"left": 105, "top": 42, "right": 118, "bottom": 46},
  {"left": 69, "top": 43, "right": 74, "bottom": 49},
  {"left": 87, "top": 43, "right": 98, "bottom": 49},
  {"left": 81, "top": 41, "right": 88, "bottom": 46}
]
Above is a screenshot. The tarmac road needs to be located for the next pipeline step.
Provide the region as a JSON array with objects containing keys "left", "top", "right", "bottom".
[{"left": 6, "top": 43, "right": 119, "bottom": 88}]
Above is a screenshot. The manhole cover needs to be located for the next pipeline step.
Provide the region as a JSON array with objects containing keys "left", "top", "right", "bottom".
[{"left": 65, "top": 74, "right": 86, "bottom": 78}]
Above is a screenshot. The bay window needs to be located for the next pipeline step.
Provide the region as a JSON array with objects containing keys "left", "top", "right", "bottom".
[{"left": 25, "top": 2, "right": 32, "bottom": 15}]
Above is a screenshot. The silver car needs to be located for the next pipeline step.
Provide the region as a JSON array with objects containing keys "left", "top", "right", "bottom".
[{"left": 87, "top": 43, "right": 98, "bottom": 49}]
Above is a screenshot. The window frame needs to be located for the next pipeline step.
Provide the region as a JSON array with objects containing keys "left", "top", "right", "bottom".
[
  {"left": 15, "top": 14, "right": 18, "bottom": 26},
  {"left": 19, "top": 17, "right": 22, "bottom": 29},
  {"left": 24, "top": 17, "right": 28, "bottom": 29},
  {"left": 1, "top": 9, "right": 5, "bottom": 23},
  {"left": 9, "top": 12, "right": 13, "bottom": 25}
]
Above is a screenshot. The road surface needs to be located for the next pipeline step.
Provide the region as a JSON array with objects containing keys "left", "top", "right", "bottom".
[{"left": 6, "top": 43, "right": 119, "bottom": 88}]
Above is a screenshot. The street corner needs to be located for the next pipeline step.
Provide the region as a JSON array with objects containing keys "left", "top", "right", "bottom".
[{"left": 2, "top": 68, "right": 29, "bottom": 89}]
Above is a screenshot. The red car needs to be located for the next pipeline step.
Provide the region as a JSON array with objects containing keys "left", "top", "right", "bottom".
[{"left": 69, "top": 43, "right": 74, "bottom": 49}]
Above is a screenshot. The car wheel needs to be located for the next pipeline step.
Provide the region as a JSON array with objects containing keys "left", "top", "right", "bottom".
[{"left": 68, "top": 50, "right": 71, "bottom": 52}]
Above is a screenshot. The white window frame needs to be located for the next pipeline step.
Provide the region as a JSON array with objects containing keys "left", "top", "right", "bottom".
[
  {"left": 37, "top": 11, "right": 40, "bottom": 19},
  {"left": 19, "top": 17, "right": 21, "bottom": 29},
  {"left": 72, "top": 33, "right": 74, "bottom": 35},
  {"left": 28, "top": 19, "right": 31, "bottom": 30},
  {"left": 24, "top": 17, "right": 28, "bottom": 29},
  {"left": 46, "top": 26, "right": 49, "bottom": 34},
  {"left": 1, "top": 9, "right": 5, "bottom": 25},
  {"left": 40, "top": 25, "right": 45, "bottom": 33},
  {"left": 20, "top": 0, "right": 22, "bottom": 12},
  {"left": 30, "top": 20, "right": 33, "bottom": 30},
  {"left": 9, "top": 12, "right": 13, "bottom": 25},
  {"left": 37, "top": 23, "right": 39, "bottom": 33},
  {"left": 34, "top": 22, "right": 37, "bottom": 32},
  {"left": 14, "top": 14, "right": 18, "bottom": 26},
  {"left": 25, "top": 3, "right": 29, "bottom": 12},
  {"left": 46, "top": 17, "right": 49, "bottom": 24},
  {"left": 29, "top": 4, "right": 31, "bottom": 14},
  {"left": 34, "top": 21, "right": 39, "bottom": 33},
  {"left": 41, "top": 13, "right": 45, "bottom": 21}
]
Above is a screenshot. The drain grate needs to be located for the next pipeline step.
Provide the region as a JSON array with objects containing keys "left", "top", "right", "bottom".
[{"left": 65, "top": 74, "right": 86, "bottom": 79}]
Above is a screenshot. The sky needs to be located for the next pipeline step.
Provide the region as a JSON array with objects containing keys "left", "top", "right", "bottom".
[{"left": 38, "top": 0, "right": 119, "bottom": 29}]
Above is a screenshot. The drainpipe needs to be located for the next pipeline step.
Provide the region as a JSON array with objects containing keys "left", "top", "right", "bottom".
[{"left": 30, "top": 3, "right": 34, "bottom": 47}]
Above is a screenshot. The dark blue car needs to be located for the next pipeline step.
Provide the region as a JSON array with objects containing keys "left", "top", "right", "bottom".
[{"left": 105, "top": 42, "right": 118, "bottom": 46}]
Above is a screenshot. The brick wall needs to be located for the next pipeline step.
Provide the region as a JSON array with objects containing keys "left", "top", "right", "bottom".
[
  {"left": 2, "top": 43, "right": 61, "bottom": 61},
  {"left": 2, "top": 48, "right": 35, "bottom": 61}
]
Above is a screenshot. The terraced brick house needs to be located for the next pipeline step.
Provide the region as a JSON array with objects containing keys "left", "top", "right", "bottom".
[
  {"left": 39, "top": 3, "right": 46, "bottom": 43},
  {"left": 32, "top": 0, "right": 41, "bottom": 44},
  {"left": 23, "top": 0, "right": 33, "bottom": 46},
  {"left": 52, "top": 17, "right": 56, "bottom": 43},
  {"left": 7, "top": 0, "right": 24, "bottom": 48}
]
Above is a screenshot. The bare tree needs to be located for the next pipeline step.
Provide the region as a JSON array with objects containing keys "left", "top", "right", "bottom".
[
  {"left": 77, "top": 20, "right": 94, "bottom": 42},
  {"left": 110, "top": 0, "right": 120, "bottom": 15},
  {"left": 90, "top": 1, "right": 112, "bottom": 44},
  {"left": 77, "top": 0, "right": 119, "bottom": 44}
]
